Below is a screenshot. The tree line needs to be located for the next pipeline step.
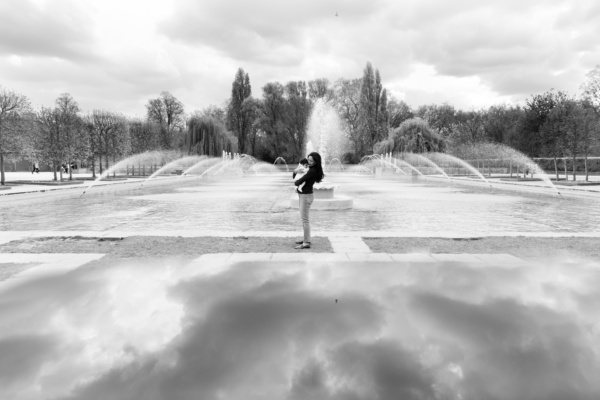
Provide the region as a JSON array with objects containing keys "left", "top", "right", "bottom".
[
  {"left": 199, "top": 63, "right": 600, "bottom": 170},
  {"left": 1, "top": 63, "right": 599, "bottom": 185},
  {"left": 0, "top": 90, "right": 186, "bottom": 184}
]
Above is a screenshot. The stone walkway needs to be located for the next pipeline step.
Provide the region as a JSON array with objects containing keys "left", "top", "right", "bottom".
[
  {"left": 0, "top": 251, "right": 528, "bottom": 292},
  {"left": 329, "top": 236, "right": 372, "bottom": 253},
  {"left": 193, "top": 252, "right": 527, "bottom": 265}
]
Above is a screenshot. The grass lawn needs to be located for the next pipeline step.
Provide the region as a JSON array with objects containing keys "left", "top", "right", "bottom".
[
  {"left": 0, "top": 236, "right": 333, "bottom": 257},
  {"left": 364, "top": 236, "right": 600, "bottom": 260}
]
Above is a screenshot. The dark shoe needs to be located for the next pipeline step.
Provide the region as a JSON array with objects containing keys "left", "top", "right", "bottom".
[
  {"left": 294, "top": 243, "right": 311, "bottom": 249},
  {"left": 295, "top": 240, "right": 311, "bottom": 244}
]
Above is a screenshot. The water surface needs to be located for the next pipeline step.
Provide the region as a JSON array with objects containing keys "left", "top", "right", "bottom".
[
  {"left": 0, "top": 174, "right": 598, "bottom": 234},
  {"left": 1, "top": 256, "right": 599, "bottom": 399}
]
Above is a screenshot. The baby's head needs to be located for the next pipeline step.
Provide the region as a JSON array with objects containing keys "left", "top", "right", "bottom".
[{"left": 299, "top": 158, "right": 308, "bottom": 167}]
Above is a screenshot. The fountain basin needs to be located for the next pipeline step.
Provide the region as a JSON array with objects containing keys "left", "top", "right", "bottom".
[
  {"left": 313, "top": 183, "right": 339, "bottom": 199},
  {"left": 314, "top": 188, "right": 334, "bottom": 199},
  {"left": 289, "top": 186, "right": 353, "bottom": 210}
]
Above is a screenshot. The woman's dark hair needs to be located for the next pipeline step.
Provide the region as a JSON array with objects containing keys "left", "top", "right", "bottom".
[
  {"left": 299, "top": 158, "right": 308, "bottom": 165},
  {"left": 307, "top": 152, "right": 325, "bottom": 182}
]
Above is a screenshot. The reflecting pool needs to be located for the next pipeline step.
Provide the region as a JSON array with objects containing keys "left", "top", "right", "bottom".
[
  {"left": 0, "top": 173, "right": 599, "bottom": 234},
  {"left": 1, "top": 256, "right": 599, "bottom": 399}
]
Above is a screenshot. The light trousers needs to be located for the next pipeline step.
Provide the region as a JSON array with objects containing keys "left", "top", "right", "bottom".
[{"left": 298, "top": 193, "right": 314, "bottom": 243}]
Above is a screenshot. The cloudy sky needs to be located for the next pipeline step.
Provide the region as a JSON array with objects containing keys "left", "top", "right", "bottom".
[{"left": 1, "top": 0, "right": 599, "bottom": 117}]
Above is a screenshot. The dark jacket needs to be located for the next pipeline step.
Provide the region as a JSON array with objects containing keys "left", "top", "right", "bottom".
[{"left": 294, "top": 166, "right": 319, "bottom": 194}]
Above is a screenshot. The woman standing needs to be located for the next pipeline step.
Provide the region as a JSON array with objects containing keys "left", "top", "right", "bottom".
[{"left": 293, "top": 152, "right": 325, "bottom": 249}]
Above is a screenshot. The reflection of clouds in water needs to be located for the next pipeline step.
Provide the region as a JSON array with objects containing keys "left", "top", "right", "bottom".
[
  {"left": 0, "top": 334, "right": 59, "bottom": 387},
  {"left": 57, "top": 270, "right": 388, "bottom": 400},
  {"left": 404, "top": 259, "right": 600, "bottom": 400},
  {"left": 0, "top": 262, "right": 183, "bottom": 400},
  {"left": 411, "top": 290, "right": 600, "bottom": 400},
  {"left": 326, "top": 340, "right": 436, "bottom": 399},
  {"left": 1, "top": 257, "right": 600, "bottom": 399}
]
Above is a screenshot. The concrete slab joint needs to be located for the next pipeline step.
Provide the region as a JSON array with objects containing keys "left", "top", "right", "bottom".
[{"left": 328, "top": 236, "right": 372, "bottom": 253}]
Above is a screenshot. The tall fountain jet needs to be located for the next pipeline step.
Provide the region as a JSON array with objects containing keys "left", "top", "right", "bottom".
[
  {"left": 289, "top": 98, "right": 353, "bottom": 210},
  {"left": 305, "top": 99, "right": 348, "bottom": 163}
]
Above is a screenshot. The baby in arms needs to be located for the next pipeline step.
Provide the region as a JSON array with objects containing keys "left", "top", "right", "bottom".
[{"left": 293, "top": 158, "right": 309, "bottom": 192}]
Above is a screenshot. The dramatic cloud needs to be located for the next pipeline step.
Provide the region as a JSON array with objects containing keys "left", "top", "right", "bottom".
[
  {"left": 1, "top": 0, "right": 598, "bottom": 114},
  {"left": 0, "top": 0, "right": 97, "bottom": 61},
  {"left": 160, "top": 0, "right": 383, "bottom": 66}
]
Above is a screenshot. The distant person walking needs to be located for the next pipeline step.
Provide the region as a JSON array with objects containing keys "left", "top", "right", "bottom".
[
  {"left": 293, "top": 152, "right": 325, "bottom": 249},
  {"left": 31, "top": 162, "right": 40, "bottom": 174}
]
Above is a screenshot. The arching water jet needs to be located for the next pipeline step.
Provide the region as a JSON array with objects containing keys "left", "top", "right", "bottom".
[
  {"left": 405, "top": 153, "right": 453, "bottom": 182},
  {"left": 139, "top": 155, "right": 206, "bottom": 189},
  {"left": 428, "top": 152, "right": 494, "bottom": 190},
  {"left": 79, "top": 150, "right": 181, "bottom": 197},
  {"left": 274, "top": 157, "right": 288, "bottom": 172}
]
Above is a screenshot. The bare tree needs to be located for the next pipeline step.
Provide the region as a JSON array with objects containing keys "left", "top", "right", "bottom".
[
  {"left": 146, "top": 91, "right": 185, "bottom": 149},
  {"left": 128, "top": 118, "right": 161, "bottom": 154},
  {"left": 453, "top": 110, "right": 486, "bottom": 143},
  {"left": 36, "top": 106, "right": 62, "bottom": 181},
  {"left": 416, "top": 103, "right": 456, "bottom": 138},
  {"left": 86, "top": 110, "right": 129, "bottom": 176},
  {"left": 578, "top": 102, "right": 600, "bottom": 181},
  {"left": 0, "top": 86, "right": 31, "bottom": 185},
  {"left": 35, "top": 94, "right": 87, "bottom": 181},
  {"left": 55, "top": 93, "right": 87, "bottom": 180}
]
